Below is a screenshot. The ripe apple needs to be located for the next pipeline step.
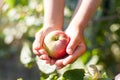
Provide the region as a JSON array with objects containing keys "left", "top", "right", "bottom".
[{"left": 43, "top": 30, "right": 70, "bottom": 59}]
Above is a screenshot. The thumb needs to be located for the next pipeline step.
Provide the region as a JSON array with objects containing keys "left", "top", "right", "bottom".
[
  {"left": 32, "top": 32, "right": 45, "bottom": 55},
  {"left": 66, "top": 38, "right": 79, "bottom": 55}
]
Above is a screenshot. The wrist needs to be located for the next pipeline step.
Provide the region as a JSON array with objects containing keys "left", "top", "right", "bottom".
[
  {"left": 69, "top": 22, "right": 86, "bottom": 33},
  {"left": 44, "top": 23, "right": 63, "bottom": 30},
  {"left": 42, "top": 25, "right": 63, "bottom": 33}
]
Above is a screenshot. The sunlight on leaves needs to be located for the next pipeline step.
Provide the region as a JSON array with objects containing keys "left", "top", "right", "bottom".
[
  {"left": 111, "top": 43, "right": 120, "bottom": 62},
  {"left": 86, "top": 55, "right": 99, "bottom": 66},
  {"left": 17, "top": 78, "right": 23, "bottom": 80},
  {"left": 110, "top": 24, "right": 120, "bottom": 32},
  {"left": 20, "top": 42, "right": 34, "bottom": 68},
  {"left": 36, "top": 56, "right": 56, "bottom": 74},
  {"left": 87, "top": 65, "right": 101, "bottom": 80}
]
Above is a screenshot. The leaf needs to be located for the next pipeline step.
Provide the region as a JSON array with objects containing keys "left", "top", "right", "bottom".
[
  {"left": 17, "top": 78, "right": 23, "bottom": 80},
  {"left": 5, "top": 0, "right": 16, "bottom": 7},
  {"left": 87, "top": 65, "right": 101, "bottom": 80},
  {"left": 20, "top": 0, "right": 28, "bottom": 6},
  {"left": 46, "top": 73, "right": 58, "bottom": 80},
  {"left": 20, "top": 42, "right": 34, "bottom": 68},
  {"left": 81, "top": 51, "right": 92, "bottom": 64},
  {"left": 36, "top": 57, "right": 56, "bottom": 74},
  {"left": 62, "top": 69, "right": 85, "bottom": 80},
  {"left": 5, "top": 0, "right": 28, "bottom": 7},
  {"left": 97, "top": 78, "right": 112, "bottom": 80}
]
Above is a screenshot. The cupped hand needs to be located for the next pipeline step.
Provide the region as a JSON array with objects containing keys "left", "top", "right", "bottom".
[
  {"left": 55, "top": 27, "right": 86, "bottom": 69},
  {"left": 32, "top": 27, "right": 62, "bottom": 64},
  {"left": 32, "top": 26, "right": 86, "bottom": 70}
]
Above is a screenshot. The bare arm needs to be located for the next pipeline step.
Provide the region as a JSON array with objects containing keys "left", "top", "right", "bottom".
[
  {"left": 69, "top": 0, "right": 102, "bottom": 30},
  {"left": 60, "top": 0, "right": 102, "bottom": 67},
  {"left": 33, "top": 0, "right": 65, "bottom": 59},
  {"left": 44, "top": 0, "right": 65, "bottom": 29}
]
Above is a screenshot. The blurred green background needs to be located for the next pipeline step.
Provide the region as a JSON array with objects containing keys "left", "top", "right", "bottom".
[{"left": 0, "top": 0, "right": 120, "bottom": 80}]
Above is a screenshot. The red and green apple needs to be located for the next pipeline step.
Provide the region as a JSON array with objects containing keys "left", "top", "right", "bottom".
[{"left": 43, "top": 30, "right": 70, "bottom": 59}]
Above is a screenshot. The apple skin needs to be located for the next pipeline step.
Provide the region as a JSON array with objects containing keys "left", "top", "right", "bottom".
[{"left": 43, "top": 30, "right": 70, "bottom": 59}]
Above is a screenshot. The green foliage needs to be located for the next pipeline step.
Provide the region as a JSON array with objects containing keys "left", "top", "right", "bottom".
[
  {"left": 5, "top": 0, "right": 28, "bottom": 7},
  {"left": 17, "top": 78, "right": 23, "bottom": 80},
  {"left": 62, "top": 69, "right": 85, "bottom": 80}
]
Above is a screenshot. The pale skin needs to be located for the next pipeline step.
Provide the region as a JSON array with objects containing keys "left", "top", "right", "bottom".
[{"left": 33, "top": 0, "right": 102, "bottom": 69}]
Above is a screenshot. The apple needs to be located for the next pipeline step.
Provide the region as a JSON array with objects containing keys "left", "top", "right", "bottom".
[{"left": 43, "top": 30, "right": 70, "bottom": 59}]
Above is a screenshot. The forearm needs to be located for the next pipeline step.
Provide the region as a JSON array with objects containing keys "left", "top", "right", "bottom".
[
  {"left": 69, "top": 0, "right": 102, "bottom": 30},
  {"left": 44, "top": 0, "right": 65, "bottom": 29}
]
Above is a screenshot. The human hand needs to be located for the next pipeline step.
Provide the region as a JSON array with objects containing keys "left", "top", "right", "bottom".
[
  {"left": 32, "top": 26, "right": 86, "bottom": 70},
  {"left": 55, "top": 27, "right": 86, "bottom": 69},
  {"left": 32, "top": 27, "right": 62, "bottom": 64}
]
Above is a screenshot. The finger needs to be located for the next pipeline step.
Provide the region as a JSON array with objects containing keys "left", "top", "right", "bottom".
[
  {"left": 41, "top": 60, "right": 50, "bottom": 64},
  {"left": 38, "top": 49, "right": 47, "bottom": 55},
  {"left": 63, "top": 42, "right": 86, "bottom": 65},
  {"left": 35, "top": 31, "right": 44, "bottom": 44},
  {"left": 55, "top": 59, "right": 65, "bottom": 70},
  {"left": 45, "top": 60, "right": 50, "bottom": 64},
  {"left": 39, "top": 54, "right": 50, "bottom": 60},
  {"left": 32, "top": 41, "right": 41, "bottom": 55},
  {"left": 66, "top": 37, "right": 80, "bottom": 55},
  {"left": 32, "top": 31, "right": 45, "bottom": 55},
  {"left": 39, "top": 54, "right": 51, "bottom": 64},
  {"left": 56, "top": 66, "right": 63, "bottom": 70},
  {"left": 38, "top": 49, "right": 57, "bottom": 65},
  {"left": 50, "top": 59, "right": 56, "bottom": 65},
  {"left": 35, "top": 31, "right": 46, "bottom": 48}
]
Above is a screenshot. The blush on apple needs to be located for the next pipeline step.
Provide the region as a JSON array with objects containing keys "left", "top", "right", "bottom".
[{"left": 43, "top": 30, "right": 70, "bottom": 59}]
